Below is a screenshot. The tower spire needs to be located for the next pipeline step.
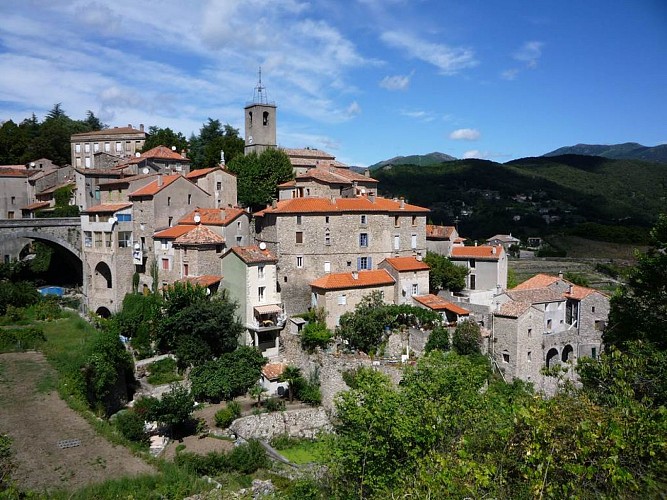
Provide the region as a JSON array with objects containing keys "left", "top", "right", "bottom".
[{"left": 252, "top": 66, "right": 268, "bottom": 104}]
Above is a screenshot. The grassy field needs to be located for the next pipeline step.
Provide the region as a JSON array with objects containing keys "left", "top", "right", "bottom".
[{"left": 274, "top": 439, "right": 326, "bottom": 465}]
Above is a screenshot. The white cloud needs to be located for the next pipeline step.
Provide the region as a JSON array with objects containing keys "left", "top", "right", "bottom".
[
  {"left": 463, "top": 150, "right": 483, "bottom": 159},
  {"left": 501, "top": 68, "right": 519, "bottom": 81},
  {"left": 346, "top": 101, "right": 362, "bottom": 117},
  {"left": 400, "top": 109, "right": 435, "bottom": 122},
  {"left": 450, "top": 128, "right": 480, "bottom": 141},
  {"left": 380, "top": 31, "right": 477, "bottom": 75},
  {"left": 513, "top": 41, "right": 544, "bottom": 69},
  {"left": 379, "top": 73, "right": 411, "bottom": 90}
]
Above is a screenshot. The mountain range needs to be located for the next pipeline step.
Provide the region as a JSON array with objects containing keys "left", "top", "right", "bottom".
[
  {"left": 367, "top": 152, "right": 457, "bottom": 170},
  {"left": 543, "top": 143, "right": 667, "bottom": 163}
]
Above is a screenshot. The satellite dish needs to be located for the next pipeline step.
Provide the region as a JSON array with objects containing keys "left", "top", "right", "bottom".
[
  {"left": 107, "top": 216, "right": 117, "bottom": 225},
  {"left": 134, "top": 242, "right": 141, "bottom": 249},
  {"left": 259, "top": 242, "right": 267, "bottom": 250},
  {"left": 142, "top": 167, "right": 149, "bottom": 174},
  {"left": 248, "top": 135, "right": 254, "bottom": 144},
  {"left": 135, "top": 152, "right": 141, "bottom": 157},
  {"left": 171, "top": 145, "right": 177, "bottom": 151},
  {"left": 193, "top": 213, "right": 201, "bottom": 224}
]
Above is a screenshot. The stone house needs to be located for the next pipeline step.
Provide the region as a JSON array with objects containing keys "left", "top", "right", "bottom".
[
  {"left": 185, "top": 166, "right": 238, "bottom": 209},
  {"left": 425, "top": 224, "right": 465, "bottom": 256},
  {"left": 310, "top": 269, "right": 396, "bottom": 330},
  {"left": 0, "top": 166, "right": 33, "bottom": 219},
  {"left": 278, "top": 165, "right": 378, "bottom": 200},
  {"left": 412, "top": 294, "right": 471, "bottom": 325},
  {"left": 486, "top": 233, "right": 520, "bottom": 251},
  {"left": 378, "top": 256, "right": 430, "bottom": 305},
  {"left": 112, "top": 145, "right": 190, "bottom": 177},
  {"left": 450, "top": 244, "right": 507, "bottom": 306},
  {"left": 253, "top": 195, "right": 429, "bottom": 316},
  {"left": 221, "top": 245, "right": 284, "bottom": 358},
  {"left": 176, "top": 207, "right": 251, "bottom": 249},
  {"left": 282, "top": 147, "right": 341, "bottom": 175},
  {"left": 70, "top": 125, "right": 146, "bottom": 170},
  {"left": 260, "top": 362, "right": 288, "bottom": 396}
]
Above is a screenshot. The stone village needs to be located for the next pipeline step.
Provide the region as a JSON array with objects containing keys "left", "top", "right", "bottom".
[{"left": 0, "top": 78, "right": 609, "bottom": 416}]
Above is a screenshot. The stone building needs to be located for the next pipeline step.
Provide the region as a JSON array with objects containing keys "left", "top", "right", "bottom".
[
  {"left": 310, "top": 269, "right": 396, "bottom": 329},
  {"left": 412, "top": 294, "right": 471, "bottom": 325},
  {"left": 492, "top": 273, "right": 609, "bottom": 394},
  {"left": 70, "top": 125, "right": 146, "bottom": 170},
  {"left": 185, "top": 166, "right": 238, "bottom": 209},
  {"left": 378, "top": 256, "right": 430, "bottom": 305},
  {"left": 450, "top": 244, "right": 507, "bottom": 306},
  {"left": 0, "top": 166, "right": 33, "bottom": 219},
  {"left": 253, "top": 195, "right": 429, "bottom": 316},
  {"left": 486, "top": 233, "right": 520, "bottom": 251},
  {"left": 278, "top": 164, "right": 378, "bottom": 200},
  {"left": 425, "top": 224, "right": 465, "bottom": 256},
  {"left": 221, "top": 245, "right": 285, "bottom": 358},
  {"left": 113, "top": 145, "right": 190, "bottom": 177}
]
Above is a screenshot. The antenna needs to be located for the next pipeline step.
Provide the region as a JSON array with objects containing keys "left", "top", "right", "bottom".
[
  {"left": 252, "top": 66, "right": 268, "bottom": 104},
  {"left": 220, "top": 150, "right": 225, "bottom": 164}
]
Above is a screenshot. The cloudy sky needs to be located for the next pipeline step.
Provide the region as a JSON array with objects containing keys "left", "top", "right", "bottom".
[{"left": 1, "top": 0, "right": 665, "bottom": 166}]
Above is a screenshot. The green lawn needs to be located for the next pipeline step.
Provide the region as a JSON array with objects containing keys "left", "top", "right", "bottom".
[{"left": 275, "top": 440, "right": 326, "bottom": 464}]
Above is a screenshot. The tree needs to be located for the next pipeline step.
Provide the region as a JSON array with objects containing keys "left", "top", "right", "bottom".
[
  {"left": 248, "top": 383, "right": 267, "bottom": 407},
  {"left": 300, "top": 321, "right": 333, "bottom": 353},
  {"left": 424, "top": 325, "right": 450, "bottom": 352},
  {"left": 154, "top": 384, "right": 195, "bottom": 436},
  {"left": 452, "top": 319, "right": 481, "bottom": 355},
  {"left": 141, "top": 126, "right": 188, "bottom": 153},
  {"left": 337, "top": 291, "right": 392, "bottom": 354},
  {"left": 423, "top": 252, "right": 468, "bottom": 292},
  {"left": 84, "top": 110, "right": 105, "bottom": 131},
  {"left": 188, "top": 119, "right": 244, "bottom": 169},
  {"left": 604, "top": 214, "right": 667, "bottom": 350},
  {"left": 227, "top": 148, "right": 294, "bottom": 209},
  {"left": 279, "top": 365, "right": 302, "bottom": 403}
]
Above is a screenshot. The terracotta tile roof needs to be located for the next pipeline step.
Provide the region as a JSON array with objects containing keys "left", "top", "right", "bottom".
[
  {"left": 496, "top": 301, "right": 533, "bottom": 318},
  {"left": 82, "top": 202, "right": 133, "bottom": 214},
  {"left": 383, "top": 256, "right": 430, "bottom": 272},
  {"left": 128, "top": 174, "right": 180, "bottom": 197},
  {"left": 229, "top": 245, "right": 278, "bottom": 264},
  {"left": 564, "top": 284, "right": 598, "bottom": 300},
  {"left": 0, "top": 167, "right": 32, "bottom": 177},
  {"left": 513, "top": 273, "right": 560, "bottom": 290},
  {"left": 296, "top": 166, "right": 377, "bottom": 185},
  {"left": 185, "top": 167, "right": 218, "bottom": 179},
  {"left": 141, "top": 145, "right": 187, "bottom": 160},
  {"left": 310, "top": 269, "right": 395, "bottom": 291},
  {"left": 71, "top": 126, "right": 144, "bottom": 137},
  {"left": 450, "top": 245, "right": 503, "bottom": 260},
  {"left": 179, "top": 275, "right": 222, "bottom": 287},
  {"left": 174, "top": 225, "right": 225, "bottom": 245},
  {"left": 154, "top": 225, "right": 196, "bottom": 239},
  {"left": 255, "top": 196, "right": 429, "bottom": 216},
  {"left": 283, "top": 148, "right": 335, "bottom": 159},
  {"left": 412, "top": 294, "right": 470, "bottom": 315},
  {"left": 278, "top": 180, "right": 296, "bottom": 188},
  {"left": 506, "top": 288, "right": 565, "bottom": 304},
  {"left": 98, "top": 173, "right": 155, "bottom": 188},
  {"left": 426, "top": 224, "right": 456, "bottom": 239},
  {"left": 178, "top": 207, "right": 246, "bottom": 226},
  {"left": 262, "top": 362, "right": 287, "bottom": 380},
  {"left": 36, "top": 182, "right": 75, "bottom": 196},
  {"left": 21, "top": 201, "right": 51, "bottom": 211}
]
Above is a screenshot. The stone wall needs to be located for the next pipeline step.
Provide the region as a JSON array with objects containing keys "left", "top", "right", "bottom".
[{"left": 229, "top": 407, "right": 332, "bottom": 440}]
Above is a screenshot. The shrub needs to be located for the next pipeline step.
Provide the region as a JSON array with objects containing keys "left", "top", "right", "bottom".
[
  {"left": 0, "top": 326, "right": 46, "bottom": 352},
  {"left": 300, "top": 322, "right": 333, "bottom": 353},
  {"left": 133, "top": 396, "right": 160, "bottom": 421},
  {"left": 341, "top": 367, "right": 364, "bottom": 390},
  {"left": 1, "top": 434, "right": 14, "bottom": 492},
  {"left": 34, "top": 298, "right": 61, "bottom": 321},
  {"left": 4, "top": 305, "right": 24, "bottom": 322},
  {"left": 227, "top": 439, "right": 268, "bottom": 473},
  {"left": 452, "top": 320, "right": 482, "bottom": 355},
  {"left": 174, "top": 440, "right": 267, "bottom": 475},
  {"left": 215, "top": 401, "right": 242, "bottom": 428},
  {"left": 147, "top": 357, "right": 181, "bottom": 385},
  {"left": 424, "top": 325, "right": 450, "bottom": 352},
  {"left": 115, "top": 410, "right": 148, "bottom": 444},
  {"left": 265, "top": 397, "right": 285, "bottom": 412}
]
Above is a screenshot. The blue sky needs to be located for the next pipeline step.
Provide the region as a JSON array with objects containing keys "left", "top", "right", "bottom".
[{"left": 1, "top": 0, "right": 665, "bottom": 167}]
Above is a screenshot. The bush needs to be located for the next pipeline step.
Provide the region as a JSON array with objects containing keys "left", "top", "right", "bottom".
[
  {"left": 227, "top": 439, "right": 268, "bottom": 473},
  {"left": 34, "top": 298, "right": 62, "bottom": 321},
  {"left": 133, "top": 396, "right": 160, "bottom": 421},
  {"left": 424, "top": 325, "right": 450, "bottom": 352},
  {"left": 0, "top": 434, "right": 14, "bottom": 492},
  {"left": 300, "top": 322, "right": 333, "bottom": 353},
  {"left": 452, "top": 320, "right": 482, "bottom": 355},
  {"left": 265, "top": 397, "right": 285, "bottom": 412},
  {"left": 174, "top": 440, "right": 267, "bottom": 475},
  {"left": 215, "top": 401, "right": 241, "bottom": 428},
  {"left": 0, "top": 326, "right": 46, "bottom": 352},
  {"left": 147, "top": 357, "right": 181, "bottom": 385},
  {"left": 115, "top": 410, "right": 148, "bottom": 444}
]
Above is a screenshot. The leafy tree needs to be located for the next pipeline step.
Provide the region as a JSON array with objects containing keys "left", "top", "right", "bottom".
[
  {"left": 564, "top": 271, "right": 590, "bottom": 287},
  {"left": 424, "top": 325, "right": 450, "bottom": 352},
  {"left": 141, "top": 126, "right": 188, "bottom": 153},
  {"left": 300, "top": 321, "right": 333, "bottom": 353},
  {"left": 248, "top": 383, "right": 267, "bottom": 407},
  {"left": 227, "top": 148, "right": 294, "bottom": 209},
  {"left": 188, "top": 119, "right": 244, "bottom": 169},
  {"left": 423, "top": 252, "right": 468, "bottom": 292},
  {"left": 84, "top": 110, "right": 105, "bottom": 131},
  {"left": 279, "top": 365, "right": 302, "bottom": 403},
  {"left": 0, "top": 281, "right": 41, "bottom": 315},
  {"left": 190, "top": 346, "right": 267, "bottom": 401},
  {"left": 161, "top": 281, "right": 208, "bottom": 319},
  {"left": 605, "top": 214, "right": 667, "bottom": 349},
  {"left": 451, "top": 319, "right": 481, "bottom": 355},
  {"left": 154, "top": 384, "right": 195, "bottom": 435},
  {"left": 337, "top": 291, "right": 392, "bottom": 354}
]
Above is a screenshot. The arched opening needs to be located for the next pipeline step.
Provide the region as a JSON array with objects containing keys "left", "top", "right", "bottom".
[
  {"left": 562, "top": 344, "right": 574, "bottom": 363},
  {"left": 263, "top": 111, "right": 269, "bottom": 126},
  {"left": 94, "top": 262, "right": 112, "bottom": 289},
  {"left": 96, "top": 306, "right": 111, "bottom": 318},
  {"left": 546, "top": 348, "right": 559, "bottom": 369}
]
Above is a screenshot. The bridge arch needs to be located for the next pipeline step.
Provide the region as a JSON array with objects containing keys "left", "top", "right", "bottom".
[{"left": 9, "top": 230, "right": 81, "bottom": 260}]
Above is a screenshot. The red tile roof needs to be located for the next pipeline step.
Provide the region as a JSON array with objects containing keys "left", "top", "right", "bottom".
[
  {"left": 0, "top": 167, "right": 32, "bottom": 177},
  {"left": 82, "top": 202, "right": 132, "bottom": 214},
  {"left": 36, "top": 181, "right": 75, "bottom": 196},
  {"left": 412, "top": 294, "right": 470, "bottom": 315},
  {"left": 296, "top": 166, "right": 377, "bottom": 185},
  {"left": 506, "top": 288, "right": 565, "bottom": 304},
  {"left": 450, "top": 245, "right": 503, "bottom": 260},
  {"left": 513, "top": 273, "right": 560, "bottom": 290},
  {"left": 310, "top": 269, "right": 395, "bottom": 290},
  {"left": 426, "top": 224, "right": 456, "bottom": 239},
  {"left": 21, "top": 201, "right": 51, "bottom": 211},
  {"left": 178, "top": 207, "right": 245, "bottom": 226},
  {"left": 128, "top": 174, "right": 180, "bottom": 197},
  {"left": 255, "top": 196, "right": 429, "bottom": 216},
  {"left": 98, "top": 173, "right": 155, "bottom": 188},
  {"left": 277, "top": 180, "right": 296, "bottom": 188},
  {"left": 564, "top": 285, "right": 597, "bottom": 300},
  {"left": 154, "top": 225, "right": 196, "bottom": 239},
  {"left": 383, "top": 256, "right": 430, "bottom": 272},
  {"left": 262, "top": 362, "right": 287, "bottom": 380},
  {"left": 185, "top": 167, "right": 218, "bottom": 179},
  {"left": 141, "top": 145, "right": 188, "bottom": 160},
  {"left": 174, "top": 225, "right": 225, "bottom": 245},
  {"left": 178, "top": 275, "right": 222, "bottom": 287},
  {"left": 228, "top": 245, "right": 277, "bottom": 264}
]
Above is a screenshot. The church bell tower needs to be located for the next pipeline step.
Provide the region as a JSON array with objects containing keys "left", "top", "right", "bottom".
[{"left": 244, "top": 68, "right": 277, "bottom": 155}]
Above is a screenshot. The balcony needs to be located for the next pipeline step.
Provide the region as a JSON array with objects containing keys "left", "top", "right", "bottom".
[{"left": 251, "top": 304, "right": 286, "bottom": 332}]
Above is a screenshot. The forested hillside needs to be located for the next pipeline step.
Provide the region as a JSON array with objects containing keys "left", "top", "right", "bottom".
[{"left": 374, "top": 155, "right": 667, "bottom": 241}]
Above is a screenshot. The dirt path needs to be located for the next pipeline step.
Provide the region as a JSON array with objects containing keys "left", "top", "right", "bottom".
[{"left": 0, "top": 351, "right": 154, "bottom": 494}]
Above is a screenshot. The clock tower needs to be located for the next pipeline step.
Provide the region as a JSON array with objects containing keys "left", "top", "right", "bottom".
[{"left": 244, "top": 68, "right": 277, "bottom": 155}]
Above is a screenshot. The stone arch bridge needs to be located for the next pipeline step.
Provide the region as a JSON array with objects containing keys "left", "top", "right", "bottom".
[{"left": 0, "top": 218, "right": 82, "bottom": 261}]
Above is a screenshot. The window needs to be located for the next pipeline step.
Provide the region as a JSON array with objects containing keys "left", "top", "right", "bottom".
[
  {"left": 296, "top": 256, "right": 303, "bottom": 268},
  {"left": 84, "top": 143, "right": 90, "bottom": 153},
  {"left": 6, "top": 211, "right": 13, "bottom": 219},
  {"left": 527, "top": 328, "right": 532, "bottom": 338},
  {"left": 359, "top": 233, "right": 368, "bottom": 247},
  {"left": 394, "top": 235, "right": 400, "bottom": 250},
  {"left": 595, "top": 320, "right": 606, "bottom": 331},
  {"left": 183, "top": 263, "right": 189, "bottom": 276},
  {"left": 470, "top": 274, "right": 476, "bottom": 290},
  {"left": 237, "top": 221, "right": 242, "bottom": 230},
  {"left": 411, "top": 283, "right": 419, "bottom": 295},
  {"left": 187, "top": 194, "right": 192, "bottom": 205},
  {"left": 75, "top": 144, "right": 82, "bottom": 153},
  {"left": 94, "top": 232, "right": 103, "bottom": 247},
  {"left": 105, "top": 232, "right": 112, "bottom": 248},
  {"left": 411, "top": 234, "right": 417, "bottom": 249},
  {"left": 296, "top": 215, "right": 302, "bottom": 225},
  {"left": 527, "top": 351, "right": 532, "bottom": 362},
  {"left": 85, "top": 157, "right": 91, "bottom": 168},
  {"left": 84, "top": 231, "right": 92, "bottom": 247},
  {"left": 338, "top": 294, "right": 347, "bottom": 305},
  {"left": 296, "top": 231, "right": 303, "bottom": 244},
  {"left": 161, "top": 258, "right": 170, "bottom": 270},
  {"left": 412, "top": 215, "right": 417, "bottom": 226},
  {"left": 115, "top": 141, "right": 122, "bottom": 152},
  {"left": 591, "top": 306, "right": 596, "bottom": 313},
  {"left": 216, "top": 181, "right": 222, "bottom": 191},
  {"left": 360, "top": 214, "right": 367, "bottom": 224},
  {"left": 94, "top": 142, "right": 100, "bottom": 152},
  {"left": 104, "top": 142, "right": 110, "bottom": 152},
  {"left": 263, "top": 111, "right": 269, "bottom": 126},
  {"left": 75, "top": 158, "right": 81, "bottom": 167},
  {"left": 325, "top": 216, "right": 330, "bottom": 223},
  {"left": 358, "top": 256, "right": 371, "bottom": 270},
  {"left": 324, "top": 261, "right": 331, "bottom": 273},
  {"left": 118, "top": 231, "right": 132, "bottom": 248},
  {"left": 258, "top": 286, "right": 266, "bottom": 302},
  {"left": 236, "top": 236, "right": 242, "bottom": 245},
  {"left": 168, "top": 216, "right": 173, "bottom": 226},
  {"left": 258, "top": 265, "right": 265, "bottom": 279},
  {"left": 11, "top": 196, "right": 15, "bottom": 205},
  {"left": 547, "top": 318, "right": 552, "bottom": 330},
  {"left": 591, "top": 347, "right": 597, "bottom": 359},
  {"left": 502, "top": 351, "right": 510, "bottom": 363},
  {"left": 167, "top": 197, "right": 171, "bottom": 206},
  {"left": 116, "top": 213, "right": 132, "bottom": 222},
  {"left": 394, "top": 216, "right": 400, "bottom": 227},
  {"left": 161, "top": 239, "right": 168, "bottom": 250}
]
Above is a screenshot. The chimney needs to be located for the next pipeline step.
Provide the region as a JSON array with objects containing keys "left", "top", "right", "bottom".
[
  {"left": 364, "top": 169, "right": 370, "bottom": 177},
  {"left": 568, "top": 284, "right": 573, "bottom": 294},
  {"left": 182, "top": 149, "right": 188, "bottom": 158},
  {"left": 369, "top": 191, "right": 376, "bottom": 203},
  {"left": 558, "top": 271, "right": 563, "bottom": 279},
  {"left": 157, "top": 174, "right": 163, "bottom": 187},
  {"left": 271, "top": 199, "right": 277, "bottom": 209},
  {"left": 128, "top": 123, "right": 132, "bottom": 128},
  {"left": 492, "top": 246, "right": 497, "bottom": 255},
  {"left": 140, "top": 124, "right": 144, "bottom": 132},
  {"left": 399, "top": 197, "right": 405, "bottom": 210},
  {"left": 330, "top": 195, "right": 336, "bottom": 204},
  {"left": 351, "top": 271, "right": 359, "bottom": 280}
]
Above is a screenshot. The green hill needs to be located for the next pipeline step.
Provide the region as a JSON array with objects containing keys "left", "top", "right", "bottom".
[
  {"left": 373, "top": 154, "right": 667, "bottom": 242},
  {"left": 543, "top": 142, "right": 667, "bottom": 163},
  {"left": 368, "top": 152, "right": 456, "bottom": 170}
]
